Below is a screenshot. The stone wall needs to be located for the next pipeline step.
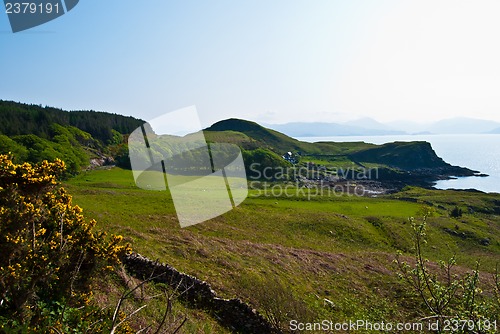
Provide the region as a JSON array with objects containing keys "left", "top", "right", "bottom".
[{"left": 122, "top": 253, "right": 278, "bottom": 334}]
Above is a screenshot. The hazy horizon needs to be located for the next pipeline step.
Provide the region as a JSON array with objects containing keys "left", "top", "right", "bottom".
[
  {"left": 3, "top": 1, "right": 500, "bottom": 127},
  {"left": 260, "top": 115, "right": 500, "bottom": 126}
]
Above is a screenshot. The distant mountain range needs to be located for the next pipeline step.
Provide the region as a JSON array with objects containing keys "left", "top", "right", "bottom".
[
  {"left": 488, "top": 127, "right": 500, "bottom": 134},
  {"left": 265, "top": 117, "right": 500, "bottom": 137},
  {"left": 262, "top": 121, "right": 405, "bottom": 137}
]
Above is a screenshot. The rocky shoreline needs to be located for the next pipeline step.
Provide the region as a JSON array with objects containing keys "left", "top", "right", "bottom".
[{"left": 290, "top": 165, "right": 488, "bottom": 197}]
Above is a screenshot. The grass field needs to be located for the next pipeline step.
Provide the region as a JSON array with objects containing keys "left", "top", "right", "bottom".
[{"left": 65, "top": 167, "right": 500, "bottom": 332}]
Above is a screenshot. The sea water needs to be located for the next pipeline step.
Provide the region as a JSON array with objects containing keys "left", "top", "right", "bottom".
[{"left": 296, "top": 134, "right": 500, "bottom": 194}]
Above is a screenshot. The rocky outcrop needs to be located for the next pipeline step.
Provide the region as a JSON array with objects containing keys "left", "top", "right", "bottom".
[
  {"left": 89, "top": 157, "right": 114, "bottom": 168},
  {"left": 122, "top": 253, "right": 277, "bottom": 334}
]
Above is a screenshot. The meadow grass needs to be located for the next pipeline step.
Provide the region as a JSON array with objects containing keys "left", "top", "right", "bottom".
[{"left": 65, "top": 167, "right": 500, "bottom": 331}]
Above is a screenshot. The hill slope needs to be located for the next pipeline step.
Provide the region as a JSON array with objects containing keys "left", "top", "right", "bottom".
[
  {"left": 205, "top": 118, "right": 477, "bottom": 177},
  {"left": 0, "top": 100, "right": 145, "bottom": 172},
  {"left": 205, "top": 118, "right": 375, "bottom": 155},
  {"left": 0, "top": 100, "right": 144, "bottom": 144},
  {"left": 205, "top": 118, "right": 311, "bottom": 153},
  {"left": 349, "top": 141, "right": 449, "bottom": 170},
  {"left": 0, "top": 102, "right": 480, "bottom": 184}
]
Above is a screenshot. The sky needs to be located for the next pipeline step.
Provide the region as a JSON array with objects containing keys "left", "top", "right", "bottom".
[{"left": 2, "top": 0, "right": 500, "bottom": 127}]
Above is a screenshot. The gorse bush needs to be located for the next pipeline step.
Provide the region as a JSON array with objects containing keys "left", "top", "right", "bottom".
[{"left": 0, "top": 155, "right": 131, "bottom": 332}]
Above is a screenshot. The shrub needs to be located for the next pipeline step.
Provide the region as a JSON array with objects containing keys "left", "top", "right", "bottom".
[
  {"left": 365, "top": 216, "right": 383, "bottom": 228},
  {"left": 395, "top": 216, "right": 499, "bottom": 332},
  {"left": 0, "top": 154, "right": 131, "bottom": 332},
  {"left": 450, "top": 206, "right": 463, "bottom": 218}
]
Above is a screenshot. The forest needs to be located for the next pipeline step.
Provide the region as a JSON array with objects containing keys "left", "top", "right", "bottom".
[{"left": 0, "top": 100, "right": 144, "bottom": 174}]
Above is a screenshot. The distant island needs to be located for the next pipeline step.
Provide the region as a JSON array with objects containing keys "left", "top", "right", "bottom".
[{"left": 264, "top": 116, "right": 500, "bottom": 137}]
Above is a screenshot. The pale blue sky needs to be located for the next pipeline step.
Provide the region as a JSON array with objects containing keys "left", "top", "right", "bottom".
[{"left": 2, "top": 1, "right": 500, "bottom": 126}]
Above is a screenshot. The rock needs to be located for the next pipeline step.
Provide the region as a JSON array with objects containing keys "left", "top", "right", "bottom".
[
  {"left": 479, "top": 238, "right": 490, "bottom": 246},
  {"left": 122, "top": 253, "right": 276, "bottom": 334}
]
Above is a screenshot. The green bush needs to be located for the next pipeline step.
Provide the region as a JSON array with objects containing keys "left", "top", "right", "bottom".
[
  {"left": 450, "top": 206, "right": 463, "bottom": 218},
  {"left": 395, "top": 216, "right": 499, "bottom": 333},
  {"left": 0, "top": 155, "right": 131, "bottom": 333}
]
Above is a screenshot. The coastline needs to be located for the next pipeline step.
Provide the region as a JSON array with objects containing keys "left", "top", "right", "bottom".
[
  {"left": 287, "top": 165, "right": 488, "bottom": 197},
  {"left": 296, "top": 134, "right": 500, "bottom": 194}
]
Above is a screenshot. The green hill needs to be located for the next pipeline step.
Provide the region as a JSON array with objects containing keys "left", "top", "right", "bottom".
[
  {"left": 0, "top": 100, "right": 144, "bottom": 144},
  {"left": 0, "top": 100, "right": 145, "bottom": 173},
  {"left": 349, "top": 141, "right": 449, "bottom": 170},
  {"left": 204, "top": 118, "right": 477, "bottom": 184},
  {"left": 0, "top": 102, "right": 477, "bottom": 183},
  {"left": 1, "top": 103, "right": 497, "bottom": 332},
  {"left": 205, "top": 118, "right": 375, "bottom": 156},
  {"left": 205, "top": 118, "right": 312, "bottom": 153},
  {"left": 63, "top": 166, "right": 500, "bottom": 332}
]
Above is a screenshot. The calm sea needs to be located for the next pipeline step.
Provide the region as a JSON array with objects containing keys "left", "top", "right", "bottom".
[{"left": 296, "top": 134, "right": 500, "bottom": 194}]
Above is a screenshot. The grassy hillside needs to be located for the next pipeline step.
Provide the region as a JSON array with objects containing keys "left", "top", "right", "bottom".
[
  {"left": 2, "top": 101, "right": 498, "bottom": 331},
  {"left": 205, "top": 118, "right": 375, "bottom": 156},
  {"left": 65, "top": 167, "right": 500, "bottom": 332},
  {"left": 0, "top": 100, "right": 144, "bottom": 144},
  {"left": 204, "top": 119, "right": 476, "bottom": 180},
  {"left": 0, "top": 100, "right": 145, "bottom": 173},
  {"left": 1, "top": 101, "right": 473, "bottom": 183}
]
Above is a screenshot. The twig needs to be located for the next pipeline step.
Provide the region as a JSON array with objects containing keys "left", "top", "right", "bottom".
[
  {"left": 111, "top": 271, "right": 167, "bottom": 330},
  {"left": 152, "top": 291, "right": 172, "bottom": 334},
  {"left": 111, "top": 305, "right": 147, "bottom": 334},
  {"left": 172, "top": 317, "right": 188, "bottom": 334}
]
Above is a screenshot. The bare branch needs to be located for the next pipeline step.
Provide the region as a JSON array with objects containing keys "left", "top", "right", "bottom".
[
  {"left": 172, "top": 317, "right": 188, "bottom": 334},
  {"left": 111, "top": 271, "right": 167, "bottom": 330},
  {"left": 111, "top": 304, "right": 148, "bottom": 334}
]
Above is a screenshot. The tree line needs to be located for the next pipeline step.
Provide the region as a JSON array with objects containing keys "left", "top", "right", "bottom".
[{"left": 0, "top": 100, "right": 144, "bottom": 144}]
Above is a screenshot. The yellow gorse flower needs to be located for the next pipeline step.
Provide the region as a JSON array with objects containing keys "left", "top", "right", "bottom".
[{"left": 0, "top": 154, "right": 132, "bottom": 327}]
